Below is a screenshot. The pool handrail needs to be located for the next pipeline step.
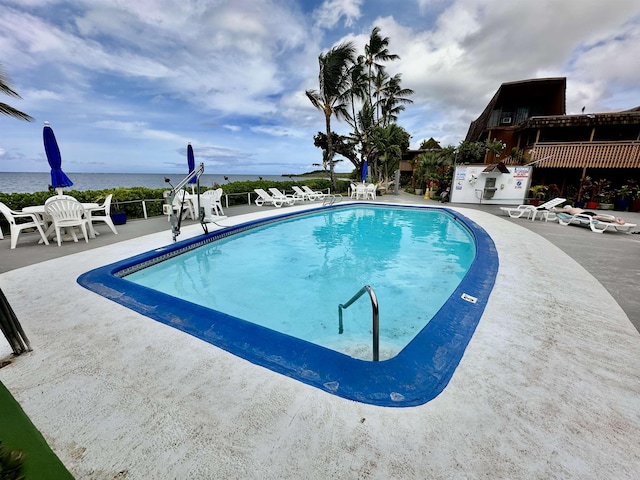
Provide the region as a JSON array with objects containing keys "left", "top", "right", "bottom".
[
  {"left": 338, "top": 284, "right": 379, "bottom": 361},
  {"left": 322, "top": 194, "right": 343, "bottom": 206}
]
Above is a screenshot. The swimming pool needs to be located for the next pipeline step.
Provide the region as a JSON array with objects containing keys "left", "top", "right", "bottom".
[{"left": 78, "top": 204, "right": 498, "bottom": 407}]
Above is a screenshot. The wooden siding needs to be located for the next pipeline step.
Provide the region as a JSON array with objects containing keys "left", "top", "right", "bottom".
[
  {"left": 531, "top": 141, "right": 640, "bottom": 168},
  {"left": 399, "top": 160, "right": 414, "bottom": 172}
]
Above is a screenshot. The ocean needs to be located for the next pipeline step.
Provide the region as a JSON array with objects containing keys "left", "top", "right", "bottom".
[{"left": 0, "top": 172, "right": 309, "bottom": 194}]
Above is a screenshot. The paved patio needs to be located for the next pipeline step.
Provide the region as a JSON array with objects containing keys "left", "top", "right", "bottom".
[{"left": 1, "top": 194, "right": 639, "bottom": 478}]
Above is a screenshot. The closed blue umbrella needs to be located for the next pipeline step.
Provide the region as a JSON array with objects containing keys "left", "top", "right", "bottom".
[
  {"left": 362, "top": 159, "right": 368, "bottom": 183},
  {"left": 187, "top": 142, "right": 196, "bottom": 192},
  {"left": 43, "top": 121, "right": 73, "bottom": 194}
]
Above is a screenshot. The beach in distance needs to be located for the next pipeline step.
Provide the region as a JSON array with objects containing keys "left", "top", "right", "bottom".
[{"left": 0, "top": 172, "right": 311, "bottom": 194}]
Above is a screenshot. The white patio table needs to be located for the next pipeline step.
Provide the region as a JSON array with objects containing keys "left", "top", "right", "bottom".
[{"left": 22, "top": 202, "right": 99, "bottom": 242}]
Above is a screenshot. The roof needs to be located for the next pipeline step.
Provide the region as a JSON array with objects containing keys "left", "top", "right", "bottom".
[
  {"left": 481, "top": 162, "right": 511, "bottom": 173},
  {"left": 466, "top": 77, "right": 567, "bottom": 141}
]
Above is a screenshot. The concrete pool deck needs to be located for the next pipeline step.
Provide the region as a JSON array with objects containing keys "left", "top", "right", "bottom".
[{"left": 1, "top": 194, "right": 640, "bottom": 478}]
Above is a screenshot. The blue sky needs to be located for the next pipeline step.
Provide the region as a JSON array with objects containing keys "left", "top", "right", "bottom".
[{"left": 1, "top": 0, "right": 640, "bottom": 176}]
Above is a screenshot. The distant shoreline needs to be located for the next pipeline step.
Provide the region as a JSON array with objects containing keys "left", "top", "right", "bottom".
[
  {"left": 0, "top": 172, "right": 312, "bottom": 195},
  {"left": 0, "top": 171, "right": 352, "bottom": 195}
]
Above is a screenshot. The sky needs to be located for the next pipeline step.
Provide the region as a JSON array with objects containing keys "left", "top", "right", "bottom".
[{"left": 1, "top": 0, "right": 640, "bottom": 176}]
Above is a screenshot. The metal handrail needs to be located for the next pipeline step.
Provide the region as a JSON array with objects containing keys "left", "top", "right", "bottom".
[
  {"left": 338, "top": 285, "right": 379, "bottom": 361},
  {"left": 323, "top": 194, "right": 342, "bottom": 206},
  {"left": 166, "top": 163, "right": 205, "bottom": 241}
]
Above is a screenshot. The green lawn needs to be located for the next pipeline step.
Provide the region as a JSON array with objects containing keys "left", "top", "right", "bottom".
[{"left": 0, "top": 380, "right": 74, "bottom": 479}]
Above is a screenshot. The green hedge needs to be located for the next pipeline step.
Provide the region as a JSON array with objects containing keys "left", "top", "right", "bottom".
[{"left": 0, "top": 179, "right": 349, "bottom": 235}]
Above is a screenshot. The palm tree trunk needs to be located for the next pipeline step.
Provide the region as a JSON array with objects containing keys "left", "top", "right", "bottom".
[{"left": 325, "top": 112, "right": 337, "bottom": 191}]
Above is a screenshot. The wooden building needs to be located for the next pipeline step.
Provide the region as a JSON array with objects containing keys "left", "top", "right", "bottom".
[{"left": 465, "top": 77, "right": 640, "bottom": 198}]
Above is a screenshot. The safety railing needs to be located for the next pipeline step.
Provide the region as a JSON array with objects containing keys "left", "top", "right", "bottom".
[
  {"left": 322, "top": 194, "right": 343, "bottom": 206},
  {"left": 109, "top": 187, "right": 335, "bottom": 221},
  {"left": 338, "top": 285, "right": 379, "bottom": 361}
]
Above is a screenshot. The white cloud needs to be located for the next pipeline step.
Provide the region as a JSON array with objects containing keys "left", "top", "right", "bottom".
[
  {"left": 2, "top": 0, "right": 640, "bottom": 177},
  {"left": 313, "top": 0, "right": 364, "bottom": 28},
  {"left": 94, "top": 120, "right": 184, "bottom": 142}
]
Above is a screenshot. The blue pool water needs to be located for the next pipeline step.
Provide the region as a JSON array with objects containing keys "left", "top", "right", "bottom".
[
  {"left": 125, "top": 207, "right": 475, "bottom": 360},
  {"left": 78, "top": 204, "right": 498, "bottom": 407}
]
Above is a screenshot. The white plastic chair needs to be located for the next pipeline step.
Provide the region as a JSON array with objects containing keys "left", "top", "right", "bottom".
[
  {"left": 366, "top": 184, "right": 376, "bottom": 199},
  {"left": 44, "top": 194, "right": 77, "bottom": 204},
  {"left": 86, "top": 194, "right": 118, "bottom": 235},
  {"left": 202, "top": 189, "right": 224, "bottom": 215},
  {"left": 0, "top": 202, "right": 50, "bottom": 249},
  {"left": 163, "top": 190, "right": 195, "bottom": 220},
  {"left": 44, "top": 198, "right": 91, "bottom": 246}
]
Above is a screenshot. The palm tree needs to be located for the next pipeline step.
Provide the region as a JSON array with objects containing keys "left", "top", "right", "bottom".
[
  {"left": 371, "top": 69, "right": 390, "bottom": 123},
  {"left": 362, "top": 27, "right": 399, "bottom": 107},
  {"left": 306, "top": 42, "right": 356, "bottom": 190},
  {"left": 0, "top": 65, "right": 33, "bottom": 122},
  {"left": 372, "top": 123, "right": 410, "bottom": 186},
  {"left": 353, "top": 100, "right": 376, "bottom": 179},
  {"left": 345, "top": 59, "right": 368, "bottom": 135},
  {"left": 378, "top": 74, "right": 414, "bottom": 127}
]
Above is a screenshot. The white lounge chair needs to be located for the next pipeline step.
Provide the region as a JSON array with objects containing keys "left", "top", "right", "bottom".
[
  {"left": 292, "top": 186, "right": 316, "bottom": 201},
  {"left": 0, "top": 202, "right": 50, "bottom": 249},
  {"left": 44, "top": 198, "right": 91, "bottom": 246},
  {"left": 556, "top": 212, "right": 637, "bottom": 233},
  {"left": 500, "top": 197, "right": 566, "bottom": 221},
  {"left": 86, "top": 194, "right": 118, "bottom": 235},
  {"left": 254, "top": 188, "right": 294, "bottom": 208},
  {"left": 302, "top": 185, "right": 329, "bottom": 199},
  {"left": 268, "top": 187, "right": 298, "bottom": 204}
]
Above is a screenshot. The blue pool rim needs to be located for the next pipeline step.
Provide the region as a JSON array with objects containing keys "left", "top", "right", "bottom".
[{"left": 78, "top": 204, "right": 498, "bottom": 407}]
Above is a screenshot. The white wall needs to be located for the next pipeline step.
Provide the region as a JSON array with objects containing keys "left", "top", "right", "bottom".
[{"left": 449, "top": 165, "right": 532, "bottom": 205}]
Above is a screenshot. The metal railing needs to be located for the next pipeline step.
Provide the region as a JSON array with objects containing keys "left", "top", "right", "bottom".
[
  {"left": 338, "top": 285, "right": 379, "bottom": 361},
  {"left": 322, "top": 194, "right": 342, "bottom": 206},
  {"left": 109, "top": 187, "right": 335, "bottom": 221}
]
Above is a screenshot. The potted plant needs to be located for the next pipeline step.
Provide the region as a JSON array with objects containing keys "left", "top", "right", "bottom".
[
  {"left": 631, "top": 192, "right": 640, "bottom": 212},
  {"left": 578, "top": 176, "right": 593, "bottom": 208},
  {"left": 107, "top": 190, "right": 128, "bottom": 225},
  {"left": 598, "top": 190, "right": 613, "bottom": 210},
  {"left": 528, "top": 185, "right": 548, "bottom": 206},
  {"left": 564, "top": 184, "right": 578, "bottom": 206},
  {"left": 547, "top": 183, "right": 560, "bottom": 200},
  {"left": 589, "top": 178, "right": 610, "bottom": 209},
  {"left": 614, "top": 185, "right": 631, "bottom": 211},
  {"left": 615, "top": 180, "right": 638, "bottom": 211},
  {"left": 426, "top": 179, "right": 440, "bottom": 198}
]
